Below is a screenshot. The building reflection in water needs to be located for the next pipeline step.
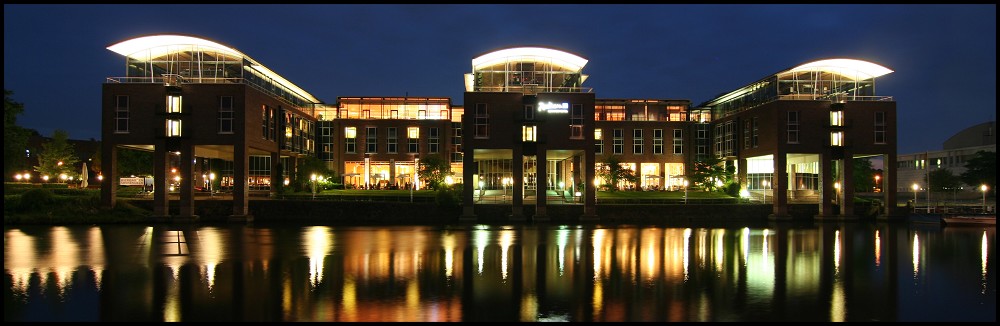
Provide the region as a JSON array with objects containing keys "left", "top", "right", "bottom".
[{"left": 4, "top": 223, "right": 996, "bottom": 322}]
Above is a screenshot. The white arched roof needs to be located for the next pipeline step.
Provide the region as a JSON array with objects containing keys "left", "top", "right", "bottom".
[
  {"left": 107, "top": 34, "right": 321, "bottom": 104},
  {"left": 782, "top": 58, "right": 893, "bottom": 80},
  {"left": 472, "top": 47, "right": 589, "bottom": 72},
  {"left": 107, "top": 34, "right": 245, "bottom": 59}
]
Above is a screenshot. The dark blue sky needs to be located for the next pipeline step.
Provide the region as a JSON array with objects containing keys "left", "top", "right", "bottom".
[{"left": 4, "top": 4, "right": 996, "bottom": 155}]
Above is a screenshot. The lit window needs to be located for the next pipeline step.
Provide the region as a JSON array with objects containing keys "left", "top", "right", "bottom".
[
  {"left": 166, "top": 119, "right": 182, "bottom": 137},
  {"left": 595, "top": 128, "right": 603, "bottom": 140},
  {"left": 167, "top": 95, "right": 182, "bottom": 113},
  {"left": 522, "top": 125, "right": 536, "bottom": 142},
  {"left": 408, "top": 127, "right": 420, "bottom": 139},
  {"left": 345, "top": 127, "right": 357, "bottom": 153},
  {"left": 830, "top": 111, "right": 843, "bottom": 126},
  {"left": 831, "top": 131, "right": 843, "bottom": 146}
]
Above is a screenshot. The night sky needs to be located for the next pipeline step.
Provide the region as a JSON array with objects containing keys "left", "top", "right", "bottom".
[{"left": 4, "top": 4, "right": 996, "bottom": 155}]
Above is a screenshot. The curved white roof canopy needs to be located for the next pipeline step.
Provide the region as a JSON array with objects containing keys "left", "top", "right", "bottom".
[
  {"left": 472, "top": 47, "right": 589, "bottom": 72},
  {"left": 107, "top": 34, "right": 321, "bottom": 104},
  {"left": 782, "top": 58, "right": 893, "bottom": 80}
]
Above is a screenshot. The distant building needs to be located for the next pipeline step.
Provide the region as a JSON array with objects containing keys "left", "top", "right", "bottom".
[
  {"left": 100, "top": 34, "right": 898, "bottom": 221},
  {"left": 897, "top": 121, "right": 996, "bottom": 194}
]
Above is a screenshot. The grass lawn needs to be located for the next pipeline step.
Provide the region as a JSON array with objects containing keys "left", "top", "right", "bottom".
[
  {"left": 314, "top": 189, "right": 438, "bottom": 197},
  {"left": 597, "top": 190, "right": 734, "bottom": 199}
]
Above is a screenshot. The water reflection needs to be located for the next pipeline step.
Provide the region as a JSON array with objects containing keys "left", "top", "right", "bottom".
[{"left": 4, "top": 223, "right": 996, "bottom": 322}]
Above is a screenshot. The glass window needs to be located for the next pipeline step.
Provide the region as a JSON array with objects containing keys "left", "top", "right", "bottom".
[
  {"left": 167, "top": 95, "right": 182, "bottom": 113},
  {"left": 115, "top": 95, "right": 129, "bottom": 133},
  {"left": 522, "top": 125, "right": 536, "bottom": 142},
  {"left": 387, "top": 127, "right": 397, "bottom": 154},
  {"left": 673, "top": 129, "right": 683, "bottom": 155},
  {"left": 219, "top": 96, "right": 233, "bottom": 133},
  {"left": 595, "top": 128, "right": 604, "bottom": 154},
  {"left": 633, "top": 129, "right": 643, "bottom": 154},
  {"left": 653, "top": 129, "right": 663, "bottom": 155},
  {"left": 787, "top": 111, "right": 799, "bottom": 144},
  {"left": 166, "top": 119, "right": 182, "bottom": 137},
  {"left": 613, "top": 129, "right": 623, "bottom": 154},
  {"left": 366, "top": 127, "right": 377, "bottom": 154},
  {"left": 345, "top": 127, "right": 356, "bottom": 153}
]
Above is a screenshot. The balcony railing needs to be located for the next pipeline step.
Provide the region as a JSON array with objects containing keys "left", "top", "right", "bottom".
[{"left": 106, "top": 76, "right": 307, "bottom": 108}]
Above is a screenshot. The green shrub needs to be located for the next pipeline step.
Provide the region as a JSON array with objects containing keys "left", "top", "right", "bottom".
[
  {"left": 41, "top": 183, "right": 70, "bottom": 189},
  {"left": 435, "top": 184, "right": 461, "bottom": 207},
  {"left": 19, "top": 188, "right": 55, "bottom": 211}
]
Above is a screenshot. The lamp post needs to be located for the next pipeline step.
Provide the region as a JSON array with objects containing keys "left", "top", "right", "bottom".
[
  {"left": 911, "top": 183, "right": 919, "bottom": 210},
  {"left": 982, "top": 184, "right": 989, "bottom": 213},
  {"left": 310, "top": 173, "right": 317, "bottom": 200},
  {"left": 209, "top": 172, "right": 216, "bottom": 197},
  {"left": 834, "top": 181, "right": 841, "bottom": 206},
  {"left": 683, "top": 179, "right": 689, "bottom": 204},
  {"left": 874, "top": 174, "right": 881, "bottom": 193},
  {"left": 762, "top": 179, "right": 770, "bottom": 204}
]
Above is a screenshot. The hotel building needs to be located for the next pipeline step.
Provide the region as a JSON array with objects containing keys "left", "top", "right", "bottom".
[
  {"left": 100, "top": 34, "right": 897, "bottom": 221},
  {"left": 697, "top": 59, "right": 897, "bottom": 219}
]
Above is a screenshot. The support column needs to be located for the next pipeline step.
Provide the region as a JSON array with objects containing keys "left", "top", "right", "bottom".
[
  {"left": 153, "top": 143, "right": 170, "bottom": 219},
  {"left": 100, "top": 144, "right": 118, "bottom": 209},
  {"left": 841, "top": 154, "right": 856, "bottom": 219},
  {"left": 816, "top": 152, "right": 837, "bottom": 220},
  {"left": 178, "top": 141, "right": 198, "bottom": 221},
  {"left": 581, "top": 150, "right": 598, "bottom": 220},
  {"left": 769, "top": 152, "right": 792, "bottom": 220},
  {"left": 879, "top": 152, "right": 900, "bottom": 220},
  {"left": 389, "top": 158, "right": 396, "bottom": 188},
  {"left": 738, "top": 158, "right": 748, "bottom": 200},
  {"left": 460, "top": 150, "right": 477, "bottom": 221},
  {"left": 534, "top": 150, "right": 549, "bottom": 222},
  {"left": 229, "top": 144, "right": 253, "bottom": 222},
  {"left": 269, "top": 152, "right": 279, "bottom": 198},
  {"left": 511, "top": 149, "right": 525, "bottom": 221}
]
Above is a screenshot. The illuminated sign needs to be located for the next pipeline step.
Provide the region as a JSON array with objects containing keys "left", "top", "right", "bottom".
[
  {"left": 120, "top": 177, "right": 145, "bottom": 186},
  {"left": 538, "top": 102, "right": 569, "bottom": 113}
]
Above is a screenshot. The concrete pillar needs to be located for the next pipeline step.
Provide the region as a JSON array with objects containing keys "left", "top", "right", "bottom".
[
  {"left": 153, "top": 143, "right": 169, "bottom": 218},
  {"left": 100, "top": 144, "right": 117, "bottom": 209},
  {"left": 511, "top": 149, "right": 525, "bottom": 221},
  {"left": 880, "top": 152, "right": 900, "bottom": 220},
  {"left": 582, "top": 149, "right": 598, "bottom": 220},
  {"left": 534, "top": 150, "right": 549, "bottom": 221},
  {"left": 816, "top": 152, "right": 836, "bottom": 219},
  {"left": 770, "top": 152, "right": 791, "bottom": 220},
  {"left": 178, "top": 142, "right": 198, "bottom": 220},
  {"left": 738, "top": 158, "right": 748, "bottom": 197},
  {"left": 230, "top": 144, "right": 253, "bottom": 222},
  {"left": 389, "top": 158, "right": 396, "bottom": 188},
  {"left": 270, "top": 152, "right": 279, "bottom": 197},
  {"left": 460, "top": 150, "right": 476, "bottom": 221},
  {"left": 841, "top": 153, "right": 856, "bottom": 218}
]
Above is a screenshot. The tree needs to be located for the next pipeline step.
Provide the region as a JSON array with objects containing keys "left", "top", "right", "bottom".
[
  {"left": 117, "top": 147, "right": 153, "bottom": 177},
  {"left": 960, "top": 150, "right": 996, "bottom": 193},
  {"left": 926, "top": 168, "right": 962, "bottom": 192},
  {"left": 596, "top": 156, "right": 638, "bottom": 191},
  {"left": 296, "top": 156, "right": 334, "bottom": 192},
  {"left": 852, "top": 157, "right": 876, "bottom": 193},
  {"left": 690, "top": 156, "right": 734, "bottom": 192},
  {"left": 4, "top": 89, "right": 30, "bottom": 178},
  {"left": 34, "top": 129, "right": 79, "bottom": 182},
  {"left": 418, "top": 154, "right": 452, "bottom": 190}
]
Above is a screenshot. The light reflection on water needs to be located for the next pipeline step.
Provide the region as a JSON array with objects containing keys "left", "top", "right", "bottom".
[{"left": 4, "top": 223, "right": 996, "bottom": 322}]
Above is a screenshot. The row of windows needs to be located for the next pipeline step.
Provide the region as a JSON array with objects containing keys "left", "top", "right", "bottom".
[
  {"left": 115, "top": 95, "right": 236, "bottom": 136},
  {"left": 594, "top": 128, "right": 683, "bottom": 155},
  {"left": 344, "top": 127, "right": 440, "bottom": 154},
  {"left": 474, "top": 103, "right": 585, "bottom": 139}
]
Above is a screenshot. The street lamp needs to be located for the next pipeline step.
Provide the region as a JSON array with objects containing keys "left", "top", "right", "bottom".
[
  {"left": 762, "top": 179, "right": 770, "bottom": 204},
  {"left": 981, "top": 184, "right": 989, "bottom": 213},
  {"left": 911, "top": 183, "right": 919, "bottom": 209},
  {"left": 310, "top": 173, "right": 317, "bottom": 200},
  {"left": 209, "top": 172, "right": 216, "bottom": 197},
  {"left": 874, "top": 174, "right": 881, "bottom": 192},
  {"left": 683, "top": 179, "right": 689, "bottom": 204},
  {"left": 834, "top": 181, "right": 841, "bottom": 206}
]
